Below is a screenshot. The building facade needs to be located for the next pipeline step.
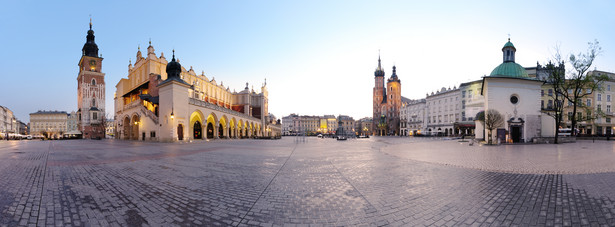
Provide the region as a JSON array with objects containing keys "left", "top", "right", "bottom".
[
  {"left": 114, "top": 44, "right": 276, "bottom": 141},
  {"left": 281, "top": 114, "right": 356, "bottom": 136},
  {"left": 355, "top": 117, "right": 372, "bottom": 136},
  {"left": 29, "top": 111, "right": 68, "bottom": 139},
  {"left": 425, "top": 87, "right": 461, "bottom": 136},
  {"left": 0, "top": 106, "right": 17, "bottom": 139},
  {"left": 372, "top": 56, "right": 402, "bottom": 136},
  {"left": 400, "top": 99, "right": 427, "bottom": 136},
  {"left": 77, "top": 20, "right": 106, "bottom": 139}
]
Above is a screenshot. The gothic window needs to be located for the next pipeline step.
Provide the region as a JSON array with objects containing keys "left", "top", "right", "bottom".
[
  {"left": 91, "top": 79, "right": 96, "bottom": 85},
  {"left": 92, "top": 98, "right": 95, "bottom": 107}
]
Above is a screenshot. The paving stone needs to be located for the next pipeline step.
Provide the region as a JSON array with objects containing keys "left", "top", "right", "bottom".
[{"left": 2, "top": 138, "right": 615, "bottom": 225}]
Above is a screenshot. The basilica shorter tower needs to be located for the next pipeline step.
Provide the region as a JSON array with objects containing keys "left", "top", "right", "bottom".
[
  {"left": 372, "top": 55, "right": 401, "bottom": 136},
  {"left": 77, "top": 19, "right": 106, "bottom": 139}
]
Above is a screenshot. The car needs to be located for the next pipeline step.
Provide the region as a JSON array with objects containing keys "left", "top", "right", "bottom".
[
  {"left": 337, "top": 136, "right": 347, "bottom": 141},
  {"left": 558, "top": 128, "right": 572, "bottom": 136}
]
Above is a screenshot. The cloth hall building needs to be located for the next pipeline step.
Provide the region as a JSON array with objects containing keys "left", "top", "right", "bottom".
[{"left": 114, "top": 43, "right": 279, "bottom": 141}]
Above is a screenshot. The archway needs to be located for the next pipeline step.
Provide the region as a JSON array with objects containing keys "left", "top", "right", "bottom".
[
  {"left": 207, "top": 122, "right": 214, "bottom": 139},
  {"left": 238, "top": 120, "right": 244, "bottom": 138},
  {"left": 123, "top": 117, "right": 131, "bottom": 140},
  {"left": 193, "top": 121, "right": 202, "bottom": 139},
  {"left": 131, "top": 115, "right": 140, "bottom": 140},
  {"left": 206, "top": 113, "right": 218, "bottom": 139},
  {"left": 190, "top": 110, "right": 204, "bottom": 140},
  {"left": 219, "top": 116, "right": 228, "bottom": 138},
  {"left": 178, "top": 124, "right": 184, "bottom": 140}
]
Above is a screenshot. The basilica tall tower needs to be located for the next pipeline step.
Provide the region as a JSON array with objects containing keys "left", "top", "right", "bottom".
[
  {"left": 77, "top": 19, "right": 106, "bottom": 139},
  {"left": 372, "top": 55, "right": 386, "bottom": 136},
  {"left": 372, "top": 55, "right": 402, "bottom": 136}
]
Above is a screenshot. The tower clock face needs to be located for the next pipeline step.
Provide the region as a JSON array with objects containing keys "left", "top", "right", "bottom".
[{"left": 89, "top": 60, "right": 96, "bottom": 66}]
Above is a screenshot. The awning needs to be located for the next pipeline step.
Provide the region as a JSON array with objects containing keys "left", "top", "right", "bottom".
[
  {"left": 65, "top": 130, "right": 82, "bottom": 135},
  {"left": 454, "top": 121, "right": 476, "bottom": 128}
]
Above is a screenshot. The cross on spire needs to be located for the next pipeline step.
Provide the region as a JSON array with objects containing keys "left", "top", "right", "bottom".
[{"left": 89, "top": 15, "right": 92, "bottom": 29}]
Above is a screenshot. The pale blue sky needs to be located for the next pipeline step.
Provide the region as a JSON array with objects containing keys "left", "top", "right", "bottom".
[{"left": 1, "top": 1, "right": 614, "bottom": 122}]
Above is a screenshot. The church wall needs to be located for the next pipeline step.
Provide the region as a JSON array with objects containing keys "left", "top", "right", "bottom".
[{"left": 484, "top": 78, "right": 543, "bottom": 142}]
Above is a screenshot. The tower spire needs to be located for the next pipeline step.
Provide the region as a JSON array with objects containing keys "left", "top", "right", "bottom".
[{"left": 89, "top": 15, "right": 92, "bottom": 30}]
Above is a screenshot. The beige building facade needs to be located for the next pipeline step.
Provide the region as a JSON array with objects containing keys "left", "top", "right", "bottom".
[
  {"left": 29, "top": 111, "right": 68, "bottom": 139},
  {"left": 114, "top": 44, "right": 278, "bottom": 141}
]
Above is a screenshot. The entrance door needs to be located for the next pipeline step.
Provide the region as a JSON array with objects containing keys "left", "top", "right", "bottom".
[
  {"left": 194, "top": 121, "right": 202, "bottom": 139},
  {"left": 207, "top": 122, "right": 214, "bottom": 139},
  {"left": 178, "top": 124, "right": 184, "bottom": 141},
  {"left": 511, "top": 126, "right": 521, "bottom": 143}
]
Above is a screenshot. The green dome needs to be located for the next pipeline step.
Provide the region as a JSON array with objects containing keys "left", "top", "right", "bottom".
[
  {"left": 489, "top": 62, "right": 528, "bottom": 78},
  {"left": 503, "top": 41, "right": 515, "bottom": 49}
]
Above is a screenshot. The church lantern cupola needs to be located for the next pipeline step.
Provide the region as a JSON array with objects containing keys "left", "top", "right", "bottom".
[
  {"left": 166, "top": 50, "right": 182, "bottom": 78},
  {"left": 502, "top": 38, "right": 516, "bottom": 63},
  {"left": 82, "top": 18, "right": 99, "bottom": 57}
]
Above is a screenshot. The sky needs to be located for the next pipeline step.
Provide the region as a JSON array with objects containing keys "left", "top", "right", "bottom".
[{"left": 1, "top": 1, "right": 615, "bottom": 122}]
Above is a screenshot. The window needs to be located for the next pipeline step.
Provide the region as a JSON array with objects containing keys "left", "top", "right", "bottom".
[
  {"left": 91, "top": 79, "right": 96, "bottom": 85},
  {"left": 510, "top": 95, "right": 519, "bottom": 104},
  {"left": 93, "top": 112, "right": 98, "bottom": 120},
  {"left": 568, "top": 112, "right": 572, "bottom": 120},
  {"left": 547, "top": 100, "right": 553, "bottom": 109},
  {"left": 548, "top": 89, "right": 553, "bottom": 96},
  {"left": 598, "top": 94, "right": 602, "bottom": 101},
  {"left": 608, "top": 118, "right": 612, "bottom": 123},
  {"left": 608, "top": 95, "right": 611, "bottom": 102},
  {"left": 608, "top": 85, "right": 611, "bottom": 91},
  {"left": 587, "top": 99, "right": 591, "bottom": 107},
  {"left": 598, "top": 104, "right": 602, "bottom": 111},
  {"left": 462, "top": 91, "right": 466, "bottom": 98},
  {"left": 587, "top": 88, "right": 591, "bottom": 94},
  {"left": 541, "top": 90, "right": 544, "bottom": 97},
  {"left": 577, "top": 112, "right": 583, "bottom": 121},
  {"left": 608, "top": 105, "right": 611, "bottom": 113},
  {"left": 541, "top": 100, "right": 544, "bottom": 109},
  {"left": 92, "top": 98, "right": 95, "bottom": 107}
]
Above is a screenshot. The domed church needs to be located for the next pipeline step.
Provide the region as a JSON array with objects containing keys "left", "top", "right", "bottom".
[{"left": 477, "top": 39, "right": 555, "bottom": 143}]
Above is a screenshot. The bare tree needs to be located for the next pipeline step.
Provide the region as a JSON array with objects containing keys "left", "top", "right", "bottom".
[
  {"left": 542, "top": 48, "right": 567, "bottom": 143},
  {"left": 563, "top": 40, "right": 607, "bottom": 136},
  {"left": 484, "top": 109, "right": 504, "bottom": 145}
]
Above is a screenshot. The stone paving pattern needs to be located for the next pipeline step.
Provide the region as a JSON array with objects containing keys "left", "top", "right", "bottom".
[{"left": 1, "top": 137, "right": 615, "bottom": 226}]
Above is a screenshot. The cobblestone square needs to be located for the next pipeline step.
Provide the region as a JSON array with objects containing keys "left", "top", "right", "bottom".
[{"left": 2, "top": 137, "right": 615, "bottom": 226}]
